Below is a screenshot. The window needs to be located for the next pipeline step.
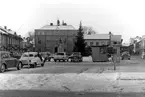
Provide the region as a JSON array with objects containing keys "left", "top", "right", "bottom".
[
  {"left": 101, "top": 41, "right": 105, "bottom": 45},
  {"left": 90, "top": 42, "right": 93, "bottom": 46},
  {"left": 100, "top": 48, "right": 106, "bottom": 54},
  {"left": 57, "top": 53, "right": 64, "bottom": 55},
  {"left": 29, "top": 54, "right": 34, "bottom": 57},
  {"left": 34, "top": 55, "right": 38, "bottom": 57},
  {"left": 114, "top": 42, "right": 117, "bottom": 44},
  {"left": 22, "top": 54, "right": 28, "bottom": 57},
  {"left": 2, "top": 53, "right": 10, "bottom": 58},
  {"left": 41, "top": 32, "right": 45, "bottom": 35},
  {"left": 96, "top": 42, "right": 99, "bottom": 46},
  {"left": 38, "top": 40, "right": 41, "bottom": 44}
]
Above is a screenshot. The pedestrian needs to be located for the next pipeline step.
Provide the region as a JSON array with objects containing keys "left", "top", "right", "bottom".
[{"left": 37, "top": 52, "right": 42, "bottom": 61}]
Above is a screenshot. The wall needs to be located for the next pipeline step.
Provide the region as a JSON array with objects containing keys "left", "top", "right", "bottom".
[
  {"left": 35, "top": 29, "right": 77, "bottom": 54},
  {"left": 85, "top": 39, "right": 110, "bottom": 46}
]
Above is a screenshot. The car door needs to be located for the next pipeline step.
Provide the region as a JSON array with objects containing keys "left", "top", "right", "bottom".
[
  {"left": 2, "top": 53, "right": 13, "bottom": 68},
  {"left": 34, "top": 54, "right": 41, "bottom": 65},
  {"left": 9, "top": 53, "right": 18, "bottom": 67}
]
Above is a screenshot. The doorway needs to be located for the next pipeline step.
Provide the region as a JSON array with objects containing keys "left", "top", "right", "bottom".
[{"left": 55, "top": 47, "right": 58, "bottom": 53}]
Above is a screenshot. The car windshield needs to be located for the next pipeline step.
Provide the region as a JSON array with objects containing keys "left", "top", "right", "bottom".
[{"left": 22, "top": 54, "right": 34, "bottom": 57}]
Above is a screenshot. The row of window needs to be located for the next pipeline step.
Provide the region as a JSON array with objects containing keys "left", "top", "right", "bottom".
[
  {"left": 36, "top": 31, "right": 75, "bottom": 36},
  {"left": 87, "top": 41, "right": 109, "bottom": 46}
]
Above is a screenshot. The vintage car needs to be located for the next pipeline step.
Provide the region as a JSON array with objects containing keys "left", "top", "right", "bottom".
[
  {"left": 19, "top": 52, "right": 45, "bottom": 68},
  {"left": 121, "top": 51, "right": 131, "bottom": 60},
  {"left": 141, "top": 52, "right": 145, "bottom": 59},
  {"left": 0, "top": 51, "right": 22, "bottom": 73},
  {"left": 69, "top": 52, "right": 83, "bottom": 62},
  {"left": 53, "top": 52, "right": 69, "bottom": 62}
]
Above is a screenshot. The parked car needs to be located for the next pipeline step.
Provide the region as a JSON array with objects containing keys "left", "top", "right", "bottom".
[
  {"left": 0, "top": 51, "right": 22, "bottom": 73},
  {"left": 121, "top": 51, "right": 131, "bottom": 60},
  {"left": 40, "top": 52, "right": 51, "bottom": 62},
  {"left": 53, "top": 52, "right": 68, "bottom": 62},
  {"left": 69, "top": 52, "right": 83, "bottom": 62},
  {"left": 19, "top": 52, "right": 45, "bottom": 68},
  {"left": 141, "top": 52, "right": 145, "bottom": 59},
  {"left": 10, "top": 52, "right": 21, "bottom": 59}
]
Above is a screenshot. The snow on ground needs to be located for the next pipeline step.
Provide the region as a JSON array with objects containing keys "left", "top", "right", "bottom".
[
  {"left": 0, "top": 73, "right": 118, "bottom": 92},
  {"left": 1, "top": 73, "right": 145, "bottom": 92}
]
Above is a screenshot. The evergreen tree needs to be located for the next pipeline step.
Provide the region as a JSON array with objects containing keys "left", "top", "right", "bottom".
[{"left": 74, "top": 21, "right": 86, "bottom": 56}]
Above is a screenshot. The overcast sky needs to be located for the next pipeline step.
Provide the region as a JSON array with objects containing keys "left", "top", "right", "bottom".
[{"left": 0, "top": 0, "right": 145, "bottom": 43}]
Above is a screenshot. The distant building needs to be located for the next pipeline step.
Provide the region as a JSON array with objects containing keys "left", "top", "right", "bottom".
[
  {"left": 34, "top": 21, "right": 77, "bottom": 54},
  {"left": 84, "top": 34, "right": 122, "bottom": 47},
  {"left": 0, "top": 26, "right": 23, "bottom": 51},
  {"left": 84, "top": 34, "right": 110, "bottom": 46},
  {"left": 110, "top": 34, "right": 122, "bottom": 46}
]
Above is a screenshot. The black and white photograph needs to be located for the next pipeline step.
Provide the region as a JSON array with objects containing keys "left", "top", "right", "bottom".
[{"left": 0, "top": 0, "right": 145, "bottom": 96}]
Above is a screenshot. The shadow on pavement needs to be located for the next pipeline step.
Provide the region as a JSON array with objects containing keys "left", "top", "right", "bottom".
[{"left": 0, "top": 90, "right": 145, "bottom": 97}]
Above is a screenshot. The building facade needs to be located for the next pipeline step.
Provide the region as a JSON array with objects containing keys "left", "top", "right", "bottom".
[
  {"left": 0, "top": 26, "right": 23, "bottom": 52},
  {"left": 35, "top": 22, "right": 77, "bottom": 54},
  {"left": 84, "top": 34, "right": 110, "bottom": 46}
]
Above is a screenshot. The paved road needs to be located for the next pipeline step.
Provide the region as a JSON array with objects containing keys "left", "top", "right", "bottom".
[
  {"left": 1, "top": 90, "right": 145, "bottom": 97},
  {"left": 4, "top": 55, "right": 145, "bottom": 74},
  {"left": 4, "top": 62, "right": 113, "bottom": 74}
]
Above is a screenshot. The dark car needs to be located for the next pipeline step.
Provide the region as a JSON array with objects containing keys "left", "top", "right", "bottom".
[
  {"left": 40, "top": 52, "right": 51, "bottom": 62},
  {"left": 0, "top": 51, "right": 22, "bottom": 73},
  {"left": 121, "top": 51, "right": 131, "bottom": 60},
  {"left": 69, "top": 52, "right": 83, "bottom": 62}
]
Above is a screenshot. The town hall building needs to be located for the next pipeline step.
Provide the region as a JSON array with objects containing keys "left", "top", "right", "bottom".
[{"left": 34, "top": 20, "right": 77, "bottom": 54}]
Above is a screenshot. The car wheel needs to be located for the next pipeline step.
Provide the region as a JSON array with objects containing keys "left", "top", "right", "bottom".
[
  {"left": 17, "top": 62, "right": 22, "bottom": 70},
  {"left": 41, "top": 62, "right": 44, "bottom": 67},
  {"left": 33, "top": 63, "right": 37, "bottom": 68},
  {"left": 54, "top": 59, "right": 57, "bottom": 62},
  {"left": 0, "top": 64, "right": 6, "bottom": 73}
]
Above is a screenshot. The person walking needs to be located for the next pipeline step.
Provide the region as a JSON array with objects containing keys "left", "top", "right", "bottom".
[{"left": 37, "top": 52, "right": 42, "bottom": 61}]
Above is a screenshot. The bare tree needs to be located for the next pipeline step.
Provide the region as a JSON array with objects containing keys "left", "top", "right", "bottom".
[
  {"left": 27, "top": 31, "right": 34, "bottom": 41},
  {"left": 82, "top": 26, "right": 97, "bottom": 35}
]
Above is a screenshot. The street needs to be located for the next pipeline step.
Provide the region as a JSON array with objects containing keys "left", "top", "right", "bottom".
[
  {"left": 3, "top": 55, "right": 145, "bottom": 74},
  {"left": 4, "top": 61, "right": 113, "bottom": 74}
]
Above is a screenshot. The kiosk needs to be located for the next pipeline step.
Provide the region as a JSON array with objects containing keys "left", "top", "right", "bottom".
[{"left": 91, "top": 46, "right": 108, "bottom": 62}]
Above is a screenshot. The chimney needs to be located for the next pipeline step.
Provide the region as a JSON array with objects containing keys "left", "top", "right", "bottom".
[
  {"left": 4, "top": 26, "right": 7, "bottom": 29},
  {"left": 14, "top": 32, "right": 17, "bottom": 35},
  {"left": 8, "top": 29, "right": 12, "bottom": 31},
  {"left": 50, "top": 23, "right": 53, "bottom": 26}
]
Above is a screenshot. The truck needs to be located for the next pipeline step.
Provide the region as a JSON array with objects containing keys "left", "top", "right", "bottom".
[{"left": 53, "top": 52, "right": 69, "bottom": 62}]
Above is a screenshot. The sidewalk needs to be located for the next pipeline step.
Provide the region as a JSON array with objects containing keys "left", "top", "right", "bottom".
[{"left": 1, "top": 72, "right": 145, "bottom": 92}]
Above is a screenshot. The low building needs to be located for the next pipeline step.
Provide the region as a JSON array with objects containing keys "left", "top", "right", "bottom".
[
  {"left": 84, "top": 34, "right": 110, "bottom": 46},
  {"left": 0, "top": 26, "right": 23, "bottom": 52},
  {"left": 84, "top": 34, "right": 122, "bottom": 47}
]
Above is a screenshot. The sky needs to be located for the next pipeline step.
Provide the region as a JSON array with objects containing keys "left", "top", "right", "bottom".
[{"left": 0, "top": 0, "right": 145, "bottom": 43}]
